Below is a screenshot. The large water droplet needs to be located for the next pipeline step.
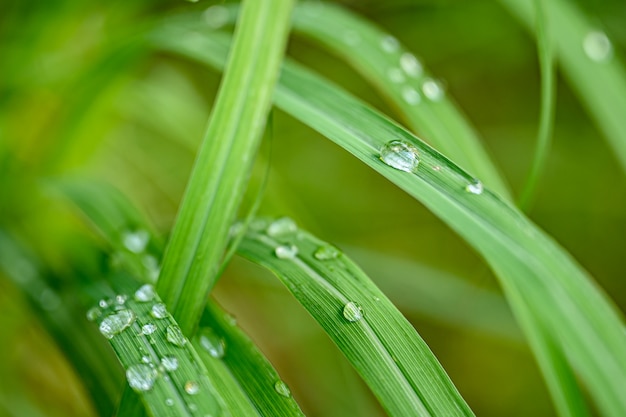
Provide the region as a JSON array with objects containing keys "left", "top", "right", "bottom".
[
  {"left": 275, "top": 244, "right": 298, "bottom": 260},
  {"left": 166, "top": 325, "right": 187, "bottom": 347},
  {"left": 126, "top": 364, "right": 158, "bottom": 392},
  {"left": 86, "top": 307, "right": 101, "bottom": 322},
  {"left": 379, "top": 140, "right": 420, "bottom": 173},
  {"left": 267, "top": 217, "right": 297, "bottom": 237},
  {"left": 99, "top": 309, "right": 136, "bottom": 339},
  {"left": 387, "top": 68, "right": 405, "bottom": 84},
  {"left": 400, "top": 53, "right": 422, "bottom": 78},
  {"left": 185, "top": 381, "right": 200, "bottom": 395},
  {"left": 343, "top": 302, "right": 364, "bottom": 322},
  {"left": 274, "top": 380, "right": 291, "bottom": 397},
  {"left": 161, "top": 356, "right": 179, "bottom": 372},
  {"left": 466, "top": 179, "right": 484, "bottom": 195},
  {"left": 134, "top": 284, "right": 156, "bottom": 302},
  {"left": 142, "top": 323, "right": 157, "bottom": 335},
  {"left": 314, "top": 245, "right": 340, "bottom": 260},
  {"left": 380, "top": 35, "right": 399, "bottom": 53},
  {"left": 122, "top": 230, "right": 150, "bottom": 253},
  {"left": 199, "top": 328, "right": 226, "bottom": 359},
  {"left": 401, "top": 86, "right": 421, "bottom": 106},
  {"left": 422, "top": 78, "right": 444, "bottom": 101},
  {"left": 203, "top": 5, "right": 229, "bottom": 29},
  {"left": 151, "top": 303, "right": 167, "bottom": 319},
  {"left": 583, "top": 30, "right": 613, "bottom": 62}
]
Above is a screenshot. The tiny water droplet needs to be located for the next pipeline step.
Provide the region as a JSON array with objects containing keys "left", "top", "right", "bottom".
[
  {"left": 387, "top": 68, "right": 405, "bottom": 84},
  {"left": 203, "top": 5, "right": 229, "bottom": 29},
  {"left": 122, "top": 230, "right": 150, "bottom": 253},
  {"left": 267, "top": 217, "right": 297, "bottom": 237},
  {"left": 313, "top": 245, "right": 340, "bottom": 260},
  {"left": 151, "top": 303, "right": 167, "bottom": 319},
  {"left": 401, "top": 86, "right": 421, "bottom": 105},
  {"left": 99, "top": 309, "right": 136, "bottom": 339},
  {"left": 380, "top": 35, "right": 399, "bottom": 53},
  {"left": 379, "top": 140, "right": 420, "bottom": 173},
  {"left": 432, "top": 165, "right": 441, "bottom": 172},
  {"left": 185, "top": 381, "right": 200, "bottom": 395},
  {"left": 583, "top": 30, "right": 613, "bottom": 62},
  {"left": 115, "top": 294, "right": 128, "bottom": 305},
  {"left": 141, "top": 355, "right": 151, "bottom": 364},
  {"left": 422, "top": 78, "right": 444, "bottom": 101},
  {"left": 466, "top": 179, "right": 483, "bottom": 195},
  {"left": 86, "top": 307, "right": 101, "bottom": 322},
  {"left": 274, "top": 380, "right": 291, "bottom": 397},
  {"left": 275, "top": 244, "right": 298, "bottom": 260},
  {"left": 343, "top": 30, "right": 361, "bottom": 46},
  {"left": 199, "top": 328, "right": 226, "bottom": 358},
  {"left": 142, "top": 255, "right": 160, "bottom": 281},
  {"left": 134, "top": 284, "right": 156, "bottom": 302},
  {"left": 343, "top": 302, "right": 364, "bottom": 322},
  {"left": 166, "top": 325, "right": 187, "bottom": 347},
  {"left": 126, "top": 364, "right": 157, "bottom": 392},
  {"left": 400, "top": 53, "right": 422, "bottom": 78},
  {"left": 142, "top": 323, "right": 157, "bottom": 335},
  {"left": 161, "top": 356, "right": 179, "bottom": 371},
  {"left": 165, "top": 398, "right": 174, "bottom": 407},
  {"left": 373, "top": 296, "right": 381, "bottom": 302},
  {"left": 98, "top": 299, "right": 110, "bottom": 309}
]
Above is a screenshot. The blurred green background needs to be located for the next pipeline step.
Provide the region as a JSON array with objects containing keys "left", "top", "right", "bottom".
[{"left": 1, "top": 0, "right": 625, "bottom": 416}]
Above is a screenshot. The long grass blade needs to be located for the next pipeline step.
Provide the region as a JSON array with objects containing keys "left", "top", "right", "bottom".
[
  {"left": 237, "top": 218, "right": 474, "bottom": 417},
  {"left": 157, "top": 0, "right": 294, "bottom": 334},
  {"left": 152, "top": 28, "right": 626, "bottom": 417}
]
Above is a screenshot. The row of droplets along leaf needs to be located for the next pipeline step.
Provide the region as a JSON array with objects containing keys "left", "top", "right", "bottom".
[{"left": 379, "top": 140, "right": 483, "bottom": 194}]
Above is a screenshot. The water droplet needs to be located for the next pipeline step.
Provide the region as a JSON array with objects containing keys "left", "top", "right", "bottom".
[
  {"left": 373, "top": 296, "right": 381, "bottom": 302},
  {"left": 275, "top": 244, "right": 298, "bottom": 260},
  {"left": 151, "top": 303, "right": 167, "bottom": 319},
  {"left": 142, "top": 256, "right": 160, "bottom": 281},
  {"left": 380, "top": 35, "right": 399, "bottom": 53},
  {"left": 203, "top": 5, "right": 229, "bottom": 29},
  {"left": 86, "top": 307, "right": 101, "bottom": 321},
  {"left": 142, "top": 323, "right": 157, "bottom": 335},
  {"left": 313, "top": 245, "right": 340, "bottom": 260},
  {"left": 422, "top": 78, "right": 444, "bottom": 101},
  {"left": 432, "top": 165, "right": 441, "bottom": 172},
  {"left": 185, "top": 381, "right": 200, "bottom": 395},
  {"left": 99, "top": 309, "right": 136, "bottom": 339},
  {"left": 400, "top": 53, "right": 422, "bottom": 78},
  {"left": 166, "top": 325, "right": 187, "bottom": 347},
  {"left": 401, "top": 86, "right": 421, "bottom": 105},
  {"left": 583, "top": 30, "right": 613, "bottom": 62},
  {"left": 165, "top": 398, "right": 174, "bottom": 407},
  {"left": 267, "top": 217, "right": 297, "bottom": 237},
  {"left": 126, "top": 364, "right": 157, "bottom": 392},
  {"left": 141, "top": 355, "right": 151, "bottom": 364},
  {"left": 115, "top": 294, "right": 128, "bottom": 305},
  {"left": 122, "top": 230, "right": 150, "bottom": 253},
  {"left": 343, "top": 302, "right": 364, "bottom": 322},
  {"left": 379, "top": 140, "right": 420, "bottom": 173},
  {"left": 274, "top": 380, "right": 291, "bottom": 397},
  {"left": 466, "top": 179, "right": 483, "bottom": 195},
  {"left": 387, "top": 68, "right": 405, "bottom": 84},
  {"left": 199, "top": 328, "right": 226, "bottom": 358},
  {"left": 161, "top": 356, "right": 179, "bottom": 371},
  {"left": 98, "top": 299, "right": 110, "bottom": 309},
  {"left": 134, "top": 284, "right": 156, "bottom": 302}
]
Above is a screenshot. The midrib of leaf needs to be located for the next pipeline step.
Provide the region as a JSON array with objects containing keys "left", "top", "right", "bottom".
[
  {"left": 157, "top": 0, "right": 294, "bottom": 334},
  {"left": 152, "top": 29, "right": 626, "bottom": 416}
]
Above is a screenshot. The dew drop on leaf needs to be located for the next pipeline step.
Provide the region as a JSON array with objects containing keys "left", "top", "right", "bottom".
[
  {"left": 466, "top": 179, "right": 484, "bottom": 195},
  {"left": 122, "top": 229, "right": 150, "bottom": 253},
  {"left": 199, "top": 328, "right": 226, "bottom": 358},
  {"left": 274, "top": 380, "right": 291, "bottom": 397},
  {"left": 379, "top": 140, "right": 420, "bottom": 173},
  {"left": 275, "top": 244, "right": 298, "bottom": 260},
  {"left": 313, "top": 245, "right": 340, "bottom": 260},
  {"left": 185, "top": 381, "right": 200, "bottom": 395},
  {"left": 126, "top": 364, "right": 157, "bottom": 392},
  {"left": 99, "top": 309, "right": 135, "bottom": 339},
  {"left": 151, "top": 303, "right": 167, "bottom": 319},
  {"left": 343, "top": 302, "right": 364, "bottom": 322},
  {"left": 267, "top": 217, "right": 297, "bottom": 237},
  {"left": 161, "top": 356, "right": 179, "bottom": 372},
  {"left": 583, "top": 30, "right": 613, "bottom": 62},
  {"left": 134, "top": 284, "right": 156, "bottom": 302},
  {"left": 166, "top": 325, "right": 187, "bottom": 347}
]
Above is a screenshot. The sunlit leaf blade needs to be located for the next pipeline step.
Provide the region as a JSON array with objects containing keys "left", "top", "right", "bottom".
[
  {"left": 500, "top": 0, "right": 626, "bottom": 175},
  {"left": 236, "top": 219, "right": 474, "bottom": 417},
  {"left": 152, "top": 27, "right": 626, "bottom": 417}
]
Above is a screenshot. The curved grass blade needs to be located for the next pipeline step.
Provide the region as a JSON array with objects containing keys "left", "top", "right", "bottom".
[
  {"left": 518, "top": 0, "right": 556, "bottom": 209},
  {"left": 152, "top": 29, "right": 626, "bottom": 417},
  {"left": 237, "top": 218, "right": 474, "bottom": 417},
  {"left": 157, "top": 0, "right": 294, "bottom": 335},
  {"left": 56, "top": 179, "right": 305, "bottom": 417},
  {"left": 500, "top": 0, "right": 626, "bottom": 175}
]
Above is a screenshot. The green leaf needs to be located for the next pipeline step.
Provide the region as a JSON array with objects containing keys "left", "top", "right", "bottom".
[
  {"left": 153, "top": 27, "right": 626, "bottom": 417},
  {"left": 157, "top": 0, "right": 295, "bottom": 334},
  {"left": 237, "top": 218, "right": 474, "bottom": 417}
]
